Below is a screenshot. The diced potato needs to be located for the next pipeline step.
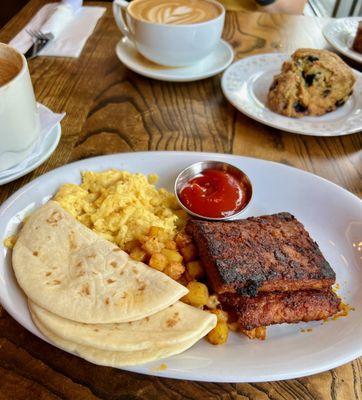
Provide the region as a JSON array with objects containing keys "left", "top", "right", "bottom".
[
  {"left": 164, "top": 262, "right": 185, "bottom": 280},
  {"left": 207, "top": 321, "right": 228, "bottom": 345},
  {"left": 142, "top": 237, "right": 164, "bottom": 255},
  {"left": 130, "top": 246, "right": 147, "bottom": 262},
  {"left": 241, "top": 327, "right": 266, "bottom": 340},
  {"left": 149, "top": 253, "right": 168, "bottom": 271},
  {"left": 180, "top": 244, "right": 197, "bottom": 263},
  {"left": 182, "top": 282, "right": 209, "bottom": 307},
  {"left": 164, "top": 240, "right": 177, "bottom": 250},
  {"left": 124, "top": 240, "right": 139, "bottom": 253},
  {"left": 149, "top": 226, "right": 163, "bottom": 237},
  {"left": 206, "top": 294, "right": 220, "bottom": 310},
  {"left": 210, "top": 309, "right": 228, "bottom": 323},
  {"left": 175, "top": 232, "right": 192, "bottom": 249},
  {"left": 174, "top": 209, "right": 188, "bottom": 221},
  {"left": 161, "top": 248, "right": 183, "bottom": 263},
  {"left": 186, "top": 260, "right": 205, "bottom": 280},
  {"left": 149, "top": 226, "right": 168, "bottom": 242}
]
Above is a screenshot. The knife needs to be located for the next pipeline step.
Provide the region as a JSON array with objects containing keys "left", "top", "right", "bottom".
[{"left": 25, "top": 0, "right": 82, "bottom": 59}]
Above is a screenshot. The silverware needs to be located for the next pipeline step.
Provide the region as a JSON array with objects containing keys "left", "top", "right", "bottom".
[
  {"left": 24, "top": 29, "right": 54, "bottom": 60},
  {"left": 174, "top": 160, "right": 253, "bottom": 221}
]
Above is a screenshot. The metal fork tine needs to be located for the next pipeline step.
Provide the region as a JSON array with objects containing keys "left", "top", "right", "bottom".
[
  {"left": 24, "top": 28, "right": 53, "bottom": 59},
  {"left": 39, "top": 32, "right": 49, "bottom": 41},
  {"left": 26, "top": 29, "right": 35, "bottom": 39}
]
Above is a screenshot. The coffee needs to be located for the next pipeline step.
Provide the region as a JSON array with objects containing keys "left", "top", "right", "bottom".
[
  {"left": 0, "top": 46, "right": 22, "bottom": 87},
  {"left": 129, "top": 0, "right": 221, "bottom": 25}
]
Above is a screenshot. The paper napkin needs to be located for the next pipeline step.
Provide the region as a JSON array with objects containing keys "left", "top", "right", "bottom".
[{"left": 9, "top": 3, "right": 106, "bottom": 58}]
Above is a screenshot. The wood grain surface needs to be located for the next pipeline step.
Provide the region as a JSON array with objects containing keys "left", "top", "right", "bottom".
[{"left": 0, "top": 1, "right": 361, "bottom": 399}]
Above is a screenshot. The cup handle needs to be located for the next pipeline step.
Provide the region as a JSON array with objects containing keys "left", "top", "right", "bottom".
[{"left": 112, "top": 0, "right": 134, "bottom": 41}]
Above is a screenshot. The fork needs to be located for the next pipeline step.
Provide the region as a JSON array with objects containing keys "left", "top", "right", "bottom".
[{"left": 25, "top": 29, "right": 54, "bottom": 59}]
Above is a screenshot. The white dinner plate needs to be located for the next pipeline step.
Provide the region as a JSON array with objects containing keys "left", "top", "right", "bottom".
[
  {"left": 323, "top": 17, "right": 362, "bottom": 64},
  {"left": 115, "top": 38, "right": 234, "bottom": 82},
  {"left": 221, "top": 53, "right": 362, "bottom": 136},
  {"left": 0, "top": 152, "right": 361, "bottom": 382}
]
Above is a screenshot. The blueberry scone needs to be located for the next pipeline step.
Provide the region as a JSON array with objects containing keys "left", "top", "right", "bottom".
[{"left": 267, "top": 49, "right": 355, "bottom": 118}]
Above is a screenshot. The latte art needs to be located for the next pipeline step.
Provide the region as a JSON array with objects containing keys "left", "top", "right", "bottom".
[{"left": 129, "top": 0, "right": 221, "bottom": 25}]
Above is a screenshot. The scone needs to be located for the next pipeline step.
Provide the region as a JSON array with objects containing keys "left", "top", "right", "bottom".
[{"left": 267, "top": 49, "right": 355, "bottom": 118}]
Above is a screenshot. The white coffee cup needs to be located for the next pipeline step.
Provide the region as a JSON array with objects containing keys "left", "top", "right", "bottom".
[
  {"left": 112, "top": 0, "right": 225, "bottom": 67},
  {"left": 0, "top": 43, "right": 40, "bottom": 172}
]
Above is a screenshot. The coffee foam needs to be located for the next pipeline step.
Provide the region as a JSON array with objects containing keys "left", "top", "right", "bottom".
[{"left": 129, "top": 0, "right": 221, "bottom": 25}]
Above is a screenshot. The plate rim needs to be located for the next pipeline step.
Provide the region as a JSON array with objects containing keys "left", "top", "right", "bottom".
[
  {"left": 0, "top": 151, "right": 361, "bottom": 383},
  {"left": 115, "top": 38, "right": 234, "bottom": 82},
  {"left": 0, "top": 123, "right": 61, "bottom": 186},
  {"left": 221, "top": 53, "right": 362, "bottom": 137},
  {"left": 323, "top": 17, "right": 362, "bottom": 64}
]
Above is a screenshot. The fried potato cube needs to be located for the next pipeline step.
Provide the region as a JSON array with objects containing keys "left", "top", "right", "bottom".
[
  {"left": 164, "top": 240, "right": 177, "bottom": 250},
  {"left": 186, "top": 261, "right": 205, "bottom": 280},
  {"left": 174, "top": 209, "right": 188, "bottom": 222},
  {"left": 241, "top": 327, "right": 267, "bottom": 340},
  {"left": 164, "top": 262, "right": 185, "bottom": 280},
  {"left": 182, "top": 282, "right": 209, "bottom": 307},
  {"left": 149, "top": 226, "right": 163, "bottom": 237},
  {"left": 124, "top": 240, "right": 139, "bottom": 253},
  {"left": 161, "top": 248, "right": 183, "bottom": 263},
  {"left": 210, "top": 309, "right": 228, "bottom": 323},
  {"left": 149, "top": 226, "right": 168, "bottom": 242},
  {"left": 130, "top": 246, "right": 147, "bottom": 262},
  {"left": 149, "top": 253, "right": 168, "bottom": 271},
  {"left": 206, "top": 294, "right": 220, "bottom": 310},
  {"left": 207, "top": 321, "right": 228, "bottom": 345},
  {"left": 180, "top": 244, "right": 197, "bottom": 263},
  {"left": 142, "top": 237, "right": 164, "bottom": 255},
  {"left": 175, "top": 232, "right": 192, "bottom": 249}
]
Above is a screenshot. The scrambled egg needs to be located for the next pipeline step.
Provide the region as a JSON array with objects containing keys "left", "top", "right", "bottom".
[{"left": 54, "top": 169, "right": 186, "bottom": 248}]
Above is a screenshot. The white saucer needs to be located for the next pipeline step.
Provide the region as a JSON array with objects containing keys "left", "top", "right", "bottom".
[
  {"left": 323, "top": 17, "right": 362, "bottom": 64},
  {"left": 0, "top": 123, "right": 61, "bottom": 186},
  {"left": 221, "top": 53, "right": 362, "bottom": 137},
  {"left": 115, "top": 38, "right": 234, "bottom": 82}
]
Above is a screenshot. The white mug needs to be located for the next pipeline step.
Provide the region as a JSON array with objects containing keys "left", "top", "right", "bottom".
[
  {"left": 0, "top": 43, "right": 40, "bottom": 172},
  {"left": 112, "top": 0, "right": 225, "bottom": 67}
]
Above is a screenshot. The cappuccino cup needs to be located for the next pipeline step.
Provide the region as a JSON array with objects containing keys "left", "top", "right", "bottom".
[
  {"left": 0, "top": 43, "right": 40, "bottom": 172},
  {"left": 112, "top": 0, "right": 225, "bottom": 67}
]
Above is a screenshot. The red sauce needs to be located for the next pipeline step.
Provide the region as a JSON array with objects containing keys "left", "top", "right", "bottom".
[{"left": 179, "top": 169, "right": 248, "bottom": 218}]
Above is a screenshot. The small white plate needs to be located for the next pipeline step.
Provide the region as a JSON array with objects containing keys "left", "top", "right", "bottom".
[
  {"left": 0, "top": 123, "right": 61, "bottom": 186},
  {"left": 323, "top": 17, "right": 362, "bottom": 64},
  {"left": 115, "top": 38, "right": 234, "bottom": 82},
  {"left": 0, "top": 151, "right": 361, "bottom": 382},
  {"left": 221, "top": 53, "right": 362, "bottom": 136}
]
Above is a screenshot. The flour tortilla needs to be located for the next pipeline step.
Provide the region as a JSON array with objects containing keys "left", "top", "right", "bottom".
[
  {"left": 29, "top": 300, "right": 217, "bottom": 352},
  {"left": 13, "top": 201, "right": 188, "bottom": 323},
  {"left": 30, "top": 309, "right": 216, "bottom": 367}
]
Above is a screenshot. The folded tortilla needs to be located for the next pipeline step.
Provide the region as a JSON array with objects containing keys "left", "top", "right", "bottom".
[
  {"left": 13, "top": 201, "right": 188, "bottom": 323},
  {"left": 30, "top": 308, "right": 216, "bottom": 367},
  {"left": 29, "top": 300, "right": 217, "bottom": 352}
]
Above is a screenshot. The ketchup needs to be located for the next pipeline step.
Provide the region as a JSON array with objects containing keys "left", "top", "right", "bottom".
[{"left": 179, "top": 169, "right": 247, "bottom": 218}]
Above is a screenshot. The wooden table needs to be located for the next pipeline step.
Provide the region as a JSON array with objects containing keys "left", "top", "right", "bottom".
[{"left": 0, "top": 1, "right": 361, "bottom": 399}]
